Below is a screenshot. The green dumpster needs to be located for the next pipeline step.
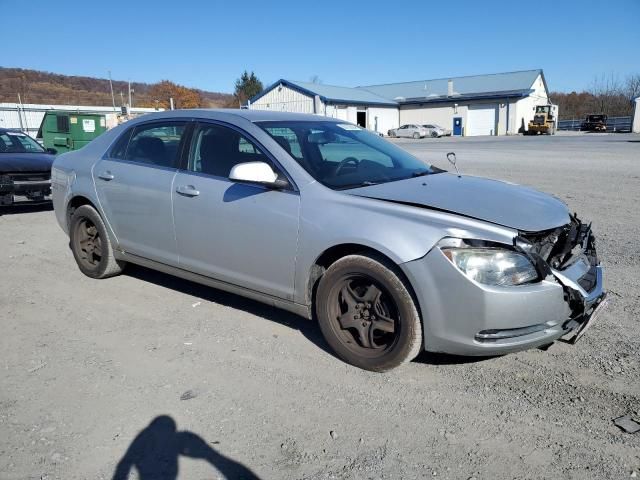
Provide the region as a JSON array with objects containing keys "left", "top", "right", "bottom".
[{"left": 37, "top": 111, "right": 108, "bottom": 154}]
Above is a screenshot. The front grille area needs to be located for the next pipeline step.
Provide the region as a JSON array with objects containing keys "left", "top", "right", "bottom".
[
  {"left": 519, "top": 215, "right": 600, "bottom": 314},
  {"left": 532, "top": 114, "right": 546, "bottom": 125},
  {"left": 521, "top": 215, "right": 598, "bottom": 270},
  {"left": 3, "top": 172, "right": 51, "bottom": 183},
  {"left": 578, "top": 266, "right": 598, "bottom": 292},
  {"left": 0, "top": 172, "right": 52, "bottom": 200}
]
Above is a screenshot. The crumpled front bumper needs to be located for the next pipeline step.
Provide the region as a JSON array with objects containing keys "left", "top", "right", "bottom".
[{"left": 401, "top": 246, "right": 606, "bottom": 356}]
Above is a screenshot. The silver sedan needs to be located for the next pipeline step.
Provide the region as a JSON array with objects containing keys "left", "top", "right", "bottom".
[
  {"left": 387, "top": 124, "right": 428, "bottom": 139},
  {"left": 51, "top": 110, "right": 606, "bottom": 371}
]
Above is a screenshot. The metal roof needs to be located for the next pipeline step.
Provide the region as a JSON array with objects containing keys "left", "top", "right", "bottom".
[
  {"left": 250, "top": 70, "right": 545, "bottom": 106},
  {"left": 358, "top": 69, "right": 543, "bottom": 102},
  {"left": 251, "top": 79, "right": 398, "bottom": 106}
]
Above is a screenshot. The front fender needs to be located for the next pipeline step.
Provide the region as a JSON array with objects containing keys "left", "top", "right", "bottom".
[{"left": 293, "top": 183, "right": 517, "bottom": 306}]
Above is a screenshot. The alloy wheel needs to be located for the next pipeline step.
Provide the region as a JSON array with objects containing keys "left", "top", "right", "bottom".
[
  {"left": 328, "top": 275, "right": 399, "bottom": 356},
  {"left": 74, "top": 217, "right": 103, "bottom": 269}
]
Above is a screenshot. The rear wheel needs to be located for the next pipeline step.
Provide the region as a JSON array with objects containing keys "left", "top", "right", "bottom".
[
  {"left": 316, "top": 254, "right": 422, "bottom": 371},
  {"left": 430, "top": 131, "right": 438, "bottom": 138},
  {"left": 413, "top": 132, "right": 420, "bottom": 139},
  {"left": 69, "top": 204, "right": 124, "bottom": 279}
]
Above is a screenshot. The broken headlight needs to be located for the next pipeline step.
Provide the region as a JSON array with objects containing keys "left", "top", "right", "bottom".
[{"left": 441, "top": 247, "right": 539, "bottom": 286}]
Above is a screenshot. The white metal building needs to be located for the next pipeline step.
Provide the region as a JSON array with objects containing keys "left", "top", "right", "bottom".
[
  {"left": 0, "top": 103, "right": 160, "bottom": 139},
  {"left": 249, "top": 70, "right": 551, "bottom": 136},
  {"left": 633, "top": 96, "right": 640, "bottom": 134},
  {"left": 248, "top": 80, "right": 399, "bottom": 136}
]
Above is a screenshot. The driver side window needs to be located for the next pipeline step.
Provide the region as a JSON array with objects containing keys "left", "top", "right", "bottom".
[{"left": 188, "top": 124, "right": 267, "bottom": 178}]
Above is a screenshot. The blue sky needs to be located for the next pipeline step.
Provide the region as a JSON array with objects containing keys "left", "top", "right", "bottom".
[{"left": 2, "top": 0, "right": 638, "bottom": 93}]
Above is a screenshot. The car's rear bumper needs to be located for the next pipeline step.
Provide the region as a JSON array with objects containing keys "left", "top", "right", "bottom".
[{"left": 401, "top": 247, "right": 605, "bottom": 356}]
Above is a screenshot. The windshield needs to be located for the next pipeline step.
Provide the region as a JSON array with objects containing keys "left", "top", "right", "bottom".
[
  {"left": 0, "top": 131, "right": 45, "bottom": 154},
  {"left": 258, "top": 121, "right": 442, "bottom": 190}
]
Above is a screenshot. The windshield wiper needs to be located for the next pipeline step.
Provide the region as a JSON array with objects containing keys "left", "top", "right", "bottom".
[
  {"left": 411, "top": 170, "right": 431, "bottom": 178},
  {"left": 335, "top": 180, "right": 379, "bottom": 190}
]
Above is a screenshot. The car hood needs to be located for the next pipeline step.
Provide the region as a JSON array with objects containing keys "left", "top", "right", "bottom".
[
  {"left": 0, "top": 152, "right": 55, "bottom": 173},
  {"left": 347, "top": 173, "right": 570, "bottom": 232}
]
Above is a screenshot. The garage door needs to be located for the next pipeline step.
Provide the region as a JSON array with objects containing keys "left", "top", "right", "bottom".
[
  {"left": 335, "top": 107, "right": 348, "bottom": 121},
  {"left": 467, "top": 105, "right": 497, "bottom": 136}
]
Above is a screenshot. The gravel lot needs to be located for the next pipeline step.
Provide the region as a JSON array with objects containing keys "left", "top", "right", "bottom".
[{"left": 1, "top": 132, "right": 639, "bottom": 480}]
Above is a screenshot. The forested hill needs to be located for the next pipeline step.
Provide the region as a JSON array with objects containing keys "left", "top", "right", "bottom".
[{"left": 0, "top": 67, "right": 233, "bottom": 108}]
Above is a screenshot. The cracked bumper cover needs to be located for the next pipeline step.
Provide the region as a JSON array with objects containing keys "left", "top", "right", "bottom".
[{"left": 401, "top": 248, "right": 605, "bottom": 356}]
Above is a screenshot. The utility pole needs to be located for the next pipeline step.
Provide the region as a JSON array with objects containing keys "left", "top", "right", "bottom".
[
  {"left": 16, "top": 94, "right": 24, "bottom": 131},
  {"left": 108, "top": 70, "right": 116, "bottom": 112},
  {"left": 17, "top": 93, "right": 29, "bottom": 134},
  {"left": 128, "top": 80, "right": 132, "bottom": 109}
]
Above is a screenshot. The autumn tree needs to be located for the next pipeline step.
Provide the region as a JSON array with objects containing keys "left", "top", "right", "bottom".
[
  {"left": 233, "top": 71, "right": 263, "bottom": 106},
  {"left": 147, "top": 80, "right": 203, "bottom": 109}
]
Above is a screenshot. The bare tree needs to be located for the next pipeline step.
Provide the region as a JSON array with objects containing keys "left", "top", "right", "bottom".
[
  {"left": 588, "top": 73, "right": 631, "bottom": 116},
  {"left": 309, "top": 75, "right": 322, "bottom": 84},
  {"left": 624, "top": 73, "right": 640, "bottom": 101}
]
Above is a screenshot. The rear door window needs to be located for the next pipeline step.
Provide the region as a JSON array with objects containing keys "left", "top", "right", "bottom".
[{"left": 124, "top": 122, "right": 187, "bottom": 168}]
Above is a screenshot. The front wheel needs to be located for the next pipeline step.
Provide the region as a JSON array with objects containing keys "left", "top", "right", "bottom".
[
  {"left": 69, "top": 204, "right": 125, "bottom": 279},
  {"left": 430, "top": 131, "right": 439, "bottom": 138},
  {"left": 315, "top": 254, "right": 423, "bottom": 371},
  {"left": 413, "top": 132, "right": 420, "bottom": 139}
]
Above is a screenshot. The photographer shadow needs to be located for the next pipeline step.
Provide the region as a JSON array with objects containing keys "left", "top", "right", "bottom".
[{"left": 112, "top": 415, "right": 260, "bottom": 480}]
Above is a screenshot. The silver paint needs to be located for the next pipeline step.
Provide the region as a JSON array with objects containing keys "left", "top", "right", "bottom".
[{"left": 52, "top": 109, "right": 604, "bottom": 356}]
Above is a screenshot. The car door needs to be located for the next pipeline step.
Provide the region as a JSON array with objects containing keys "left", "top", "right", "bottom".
[
  {"left": 93, "top": 121, "right": 188, "bottom": 265},
  {"left": 172, "top": 121, "right": 300, "bottom": 300},
  {"left": 397, "top": 125, "right": 408, "bottom": 138}
]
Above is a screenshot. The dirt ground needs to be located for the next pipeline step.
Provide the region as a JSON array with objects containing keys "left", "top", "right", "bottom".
[{"left": 1, "top": 132, "right": 639, "bottom": 480}]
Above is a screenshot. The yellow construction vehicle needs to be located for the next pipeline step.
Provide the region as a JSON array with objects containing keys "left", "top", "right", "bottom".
[{"left": 526, "top": 104, "right": 558, "bottom": 135}]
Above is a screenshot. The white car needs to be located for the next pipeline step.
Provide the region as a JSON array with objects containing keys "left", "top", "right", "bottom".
[
  {"left": 421, "top": 124, "right": 451, "bottom": 138},
  {"left": 387, "top": 124, "right": 428, "bottom": 139}
]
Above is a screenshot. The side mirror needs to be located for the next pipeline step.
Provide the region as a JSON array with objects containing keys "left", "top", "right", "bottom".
[
  {"left": 46, "top": 147, "right": 58, "bottom": 155},
  {"left": 229, "top": 161, "right": 289, "bottom": 189}
]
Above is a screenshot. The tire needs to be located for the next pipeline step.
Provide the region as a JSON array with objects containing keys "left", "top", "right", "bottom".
[
  {"left": 413, "top": 132, "right": 420, "bottom": 139},
  {"left": 315, "top": 254, "right": 423, "bottom": 372},
  {"left": 69, "top": 204, "right": 125, "bottom": 279},
  {"left": 430, "top": 131, "right": 438, "bottom": 138}
]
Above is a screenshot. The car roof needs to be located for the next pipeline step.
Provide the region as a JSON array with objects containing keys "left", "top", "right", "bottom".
[{"left": 127, "top": 109, "right": 341, "bottom": 124}]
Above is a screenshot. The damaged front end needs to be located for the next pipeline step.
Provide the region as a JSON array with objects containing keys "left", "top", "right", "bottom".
[{"left": 516, "top": 214, "right": 607, "bottom": 343}]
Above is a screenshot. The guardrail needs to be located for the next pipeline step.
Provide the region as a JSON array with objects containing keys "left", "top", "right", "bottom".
[{"left": 557, "top": 116, "right": 632, "bottom": 132}]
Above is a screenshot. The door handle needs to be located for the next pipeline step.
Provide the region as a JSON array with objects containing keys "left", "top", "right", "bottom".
[
  {"left": 98, "top": 171, "right": 114, "bottom": 181},
  {"left": 176, "top": 185, "right": 200, "bottom": 197}
]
